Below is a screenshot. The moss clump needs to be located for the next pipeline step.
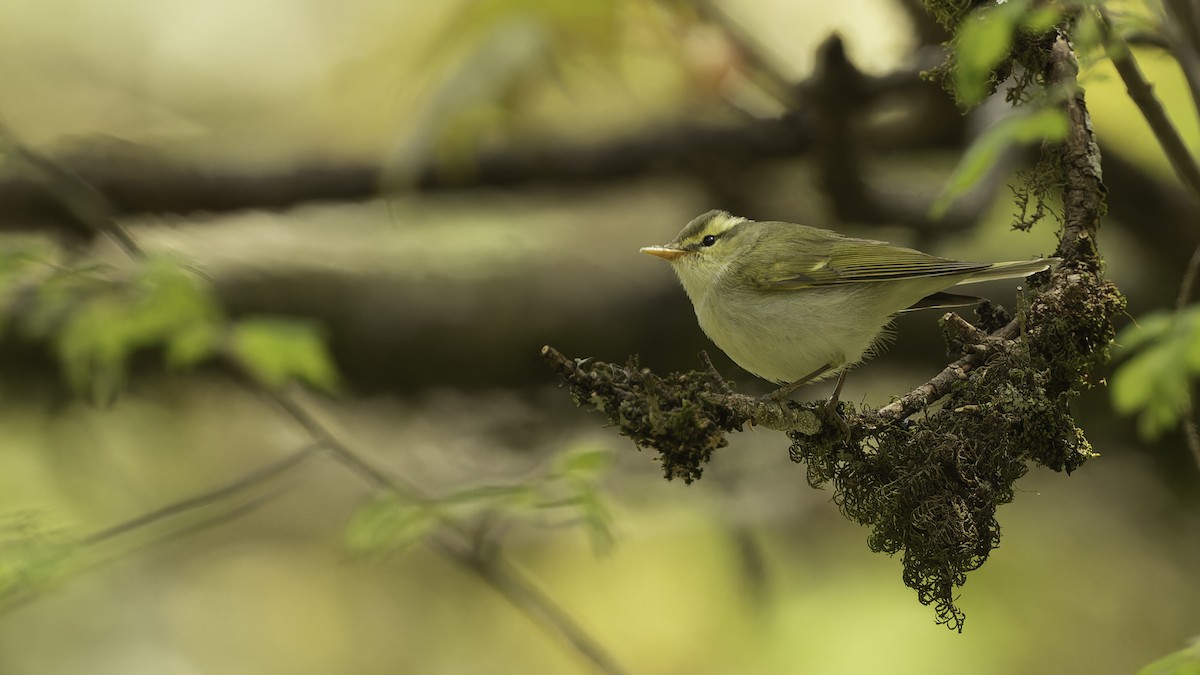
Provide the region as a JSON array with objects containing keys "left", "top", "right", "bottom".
[
  {"left": 549, "top": 354, "right": 748, "bottom": 483},
  {"left": 788, "top": 266, "right": 1123, "bottom": 629},
  {"left": 789, "top": 344, "right": 1087, "bottom": 630},
  {"left": 1024, "top": 272, "right": 1126, "bottom": 395}
]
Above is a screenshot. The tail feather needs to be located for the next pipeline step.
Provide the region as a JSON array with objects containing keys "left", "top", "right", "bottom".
[{"left": 955, "top": 258, "right": 1058, "bottom": 285}]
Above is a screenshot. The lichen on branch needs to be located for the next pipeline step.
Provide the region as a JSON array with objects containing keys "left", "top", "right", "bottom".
[{"left": 544, "top": 18, "right": 1124, "bottom": 634}]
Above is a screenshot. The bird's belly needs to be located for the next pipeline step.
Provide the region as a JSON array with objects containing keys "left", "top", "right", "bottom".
[{"left": 694, "top": 288, "right": 889, "bottom": 384}]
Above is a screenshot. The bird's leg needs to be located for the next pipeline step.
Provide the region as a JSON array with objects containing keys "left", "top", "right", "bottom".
[
  {"left": 825, "top": 370, "right": 851, "bottom": 441},
  {"left": 828, "top": 370, "right": 848, "bottom": 405},
  {"left": 765, "top": 363, "right": 832, "bottom": 403}
]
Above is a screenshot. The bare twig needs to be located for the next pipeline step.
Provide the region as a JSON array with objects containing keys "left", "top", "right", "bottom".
[
  {"left": 0, "top": 58, "right": 957, "bottom": 227},
  {"left": 3, "top": 123, "right": 629, "bottom": 675},
  {"left": 1177, "top": 242, "right": 1200, "bottom": 312},
  {"left": 0, "top": 123, "right": 144, "bottom": 257},
  {"left": 1175, "top": 242, "right": 1200, "bottom": 471},
  {"left": 81, "top": 442, "right": 325, "bottom": 546},
  {"left": 691, "top": 0, "right": 800, "bottom": 106},
  {"left": 1162, "top": 0, "right": 1200, "bottom": 113},
  {"left": 877, "top": 319, "right": 1020, "bottom": 420},
  {"left": 1104, "top": 18, "right": 1200, "bottom": 201}
]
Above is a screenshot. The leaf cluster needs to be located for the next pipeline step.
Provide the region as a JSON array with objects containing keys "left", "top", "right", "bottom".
[
  {"left": 0, "top": 247, "right": 339, "bottom": 400},
  {"left": 1112, "top": 305, "right": 1200, "bottom": 439},
  {"left": 344, "top": 444, "right": 616, "bottom": 557}
]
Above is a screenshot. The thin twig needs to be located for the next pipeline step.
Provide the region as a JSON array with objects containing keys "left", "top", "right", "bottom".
[
  {"left": 3, "top": 123, "right": 629, "bottom": 675},
  {"left": 1176, "top": 242, "right": 1200, "bottom": 311},
  {"left": 81, "top": 442, "right": 325, "bottom": 546},
  {"left": 1162, "top": 0, "right": 1200, "bottom": 111},
  {"left": 0, "top": 122, "right": 144, "bottom": 257},
  {"left": 1174, "top": 242, "right": 1200, "bottom": 471},
  {"left": 264, "top": 388, "right": 628, "bottom": 675},
  {"left": 1104, "top": 16, "right": 1200, "bottom": 201},
  {"left": 876, "top": 319, "right": 1019, "bottom": 420},
  {"left": 439, "top": 540, "right": 630, "bottom": 675},
  {"left": 691, "top": 0, "right": 800, "bottom": 106},
  {"left": 0, "top": 488, "right": 287, "bottom": 616}
]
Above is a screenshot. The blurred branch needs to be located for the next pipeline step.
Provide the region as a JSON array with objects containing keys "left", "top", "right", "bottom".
[
  {"left": 691, "top": 0, "right": 799, "bottom": 106},
  {"left": 0, "top": 122, "right": 629, "bottom": 675},
  {"left": 803, "top": 35, "right": 994, "bottom": 239},
  {"left": 0, "top": 120, "right": 813, "bottom": 224},
  {"left": 1176, "top": 242, "right": 1200, "bottom": 471},
  {"left": 80, "top": 442, "right": 324, "bottom": 546},
  {"left": 1103, "top": 15, "right": 1200, "bottom": 200},
  {"left": 0, "top": 125, "right": 144, "bottom": 256},
  {"left": 1162, "top": 0, "right": 1200, "bottom": 113},
  {"left": 0, "top": 59, "right": 962, "bottom": 230}
]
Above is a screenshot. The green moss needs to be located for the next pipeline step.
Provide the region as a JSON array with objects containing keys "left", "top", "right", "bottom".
[
  {"left": 1024, "top": 274, "right": 1127, "bottom": 395},
  {"left": 557, "top": 355, "right": 748, "bottom": 483},
  {"left": 786, "top": 267, "right": 1123, "bottom": 629}
]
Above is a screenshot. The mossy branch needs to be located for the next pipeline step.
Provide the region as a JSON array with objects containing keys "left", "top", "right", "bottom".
[{"left": 544, "top": 26, "right": 1125, "bottom": 632}]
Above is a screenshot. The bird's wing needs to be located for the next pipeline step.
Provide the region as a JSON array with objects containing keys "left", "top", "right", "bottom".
[{"left": 754, "top": 238, "right": 989, "bottom": 290}]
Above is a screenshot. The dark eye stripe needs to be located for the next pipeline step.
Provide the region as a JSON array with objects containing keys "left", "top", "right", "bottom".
[{"left": 701, "top": 235, "right": 718, "bottom": 246}]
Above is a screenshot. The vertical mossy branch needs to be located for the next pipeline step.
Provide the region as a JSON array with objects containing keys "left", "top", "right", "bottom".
[{"left": 1048, "top": 36, "right": 1105, "bottom": 268}]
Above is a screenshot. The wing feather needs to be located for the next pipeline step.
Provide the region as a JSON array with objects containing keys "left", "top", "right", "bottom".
[{"left": 754, "top": 236, "right": 989, "bottom": 290}]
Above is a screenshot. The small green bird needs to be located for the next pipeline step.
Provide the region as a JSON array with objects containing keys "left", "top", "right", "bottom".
[{"left": 641, "top": 210, "right": 1055, "bottom": 399}]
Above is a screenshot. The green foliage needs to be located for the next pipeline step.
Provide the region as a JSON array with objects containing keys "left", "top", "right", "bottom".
[
  {"left": 1139, "top": 640, "right": 1200, "bottom": 675},
  {"left": 229, "top": 318, "right": 339, "bottom": 393},
  {"left": 0, "top": 240, "right": 53, "bottom": 338},
  {"left": 931, "top": 108, "right": 1068, "bottom": 218},
  {"left": 1111, "top": 306, "right": 1200, "bottom": 439},
  {"left": 22, "top": 258, "right": 223, "bottom": 401},
  {"left": 441, "top": 0, "right": 623, "bottom": 49},
  {"left": 0, "top": 514, "right": 75, "bottom": 608},
  {"left": 2, "top": 249, "right": 343, "bottom": 400},
  {"left": 924, "top": 0, "right": 1064, "bottom": 108},
  {"left": 345, "top": 443, "right": 616, "bottom": 558},
  {"left": 385, "top": 0, "right": 639, "bottom": 188},
  {"left": 1010, "top": 151, "right": 1063, "bottom": 231},
  {"left": 344, "top": 493, "right": 440, "bottom": 557},
  {"left": 954, "top": 0, "right": 1035, "bottom": 107}
]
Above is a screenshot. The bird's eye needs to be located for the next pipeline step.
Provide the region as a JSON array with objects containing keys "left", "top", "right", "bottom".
[{"left": 701, "top": 235, "right": 718, "bottom": 247}]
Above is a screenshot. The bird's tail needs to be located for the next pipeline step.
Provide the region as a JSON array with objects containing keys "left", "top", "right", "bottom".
[{"left": 956, "top": 258, "right": 1059, "bottom": 285}]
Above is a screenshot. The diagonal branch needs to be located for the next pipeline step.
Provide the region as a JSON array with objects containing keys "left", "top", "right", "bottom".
[
  {"left": 1103, "top": 15, "right": 1200, "bottom": 201},
  {"left": 0, "top": 119, "right": 629, "bottom": 675}
]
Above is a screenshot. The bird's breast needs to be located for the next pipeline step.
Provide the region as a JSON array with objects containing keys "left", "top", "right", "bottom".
[{"left": 692, "top": 285, "right": 892, "bottom": 384}]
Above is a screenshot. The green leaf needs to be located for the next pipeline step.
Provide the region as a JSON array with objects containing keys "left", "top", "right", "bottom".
[
  {"left": 1021, "top": 6, "right": 1062, "bottom": 33},
  {"left": 931, "top": 108, "right": 1068, "bottom": 218},
  {"left": 1114, "top": 310, "right": 1178, "bottom": 356},
  {"left": 0, "top": 515, "right": 76, "bottom": 604},
  {"left": 1112, "top": 305, "right": 1200, "bottom": 438},
  {"left": 229, "top": 317, "right": 339, "bottom": 392},
  {"left": 1111, "top": 323, "right": 1198, "bottom": 439},
  {"left": 1138, "top": 640, "right": 1200, "bottom": 675},
  {"left": 571, "top": 478, "right": 615, "bottom": 555},
  {"left": 554, "top": 445, "right": 613, "bottom": 477},
  {"left": 43, "top": 259, "right": 223, "bottom": 400},
  {"left": 344, "top": 493, "right": 437, "bottom": 557},
  {"left": 441, "top": 484, "right": 539, "bottom": 508},
  {"left": 953, "top": 0, "right": 1030, "bottom": 107}
]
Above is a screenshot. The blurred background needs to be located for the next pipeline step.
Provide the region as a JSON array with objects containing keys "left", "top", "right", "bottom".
[{"left": 1, "top": 0, "right": 1199, "bottom": 673}]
